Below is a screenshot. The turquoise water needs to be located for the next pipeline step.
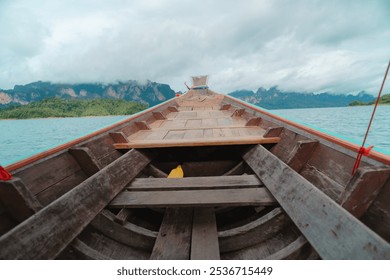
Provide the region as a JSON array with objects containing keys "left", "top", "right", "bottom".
[
  {"left": 0, "top": 115, "right": 129, "bottom": 166},
  {"left": 0, "top": 106, "right": 389, "bottom": 166},
  {"left": 270, "top": 105, "right": 390, "bottom": 155}
]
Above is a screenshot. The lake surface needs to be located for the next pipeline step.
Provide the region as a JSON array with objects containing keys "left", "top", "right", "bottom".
[{"left": 0, "top": 106, "right": 389, "bottom": 166}]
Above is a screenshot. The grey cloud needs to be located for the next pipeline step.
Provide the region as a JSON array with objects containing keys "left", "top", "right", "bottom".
[{"left": 0, "top": 0, "right": 389, "bottom": 95}]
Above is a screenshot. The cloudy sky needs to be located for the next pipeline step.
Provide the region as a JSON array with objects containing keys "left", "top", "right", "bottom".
[{"left": 0, "top": 0, "right": 389, "bottom": 94}]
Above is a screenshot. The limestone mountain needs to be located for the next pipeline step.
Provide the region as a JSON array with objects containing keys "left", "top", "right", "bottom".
[
  {"left": 0, "top": 80, "right": 176, "bottom": 108},
  {"left": 229, "top": 87, "right": 375, "bottom": 109}
]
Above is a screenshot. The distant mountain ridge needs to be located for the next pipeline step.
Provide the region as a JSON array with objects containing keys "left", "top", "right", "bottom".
[
  {"left": 229, "top": 87, "right": 375, "bottom": 109},
  {"left": 0, "top": 80, "right": 176, "bottom": 108}
]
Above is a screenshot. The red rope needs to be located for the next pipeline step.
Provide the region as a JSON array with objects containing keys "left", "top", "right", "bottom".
[
  {"left": 0, "top": 166, "right": 12, "bottom": 181},
  {"left": 352, "top": 60, "right": 390, "bottom": 175}
]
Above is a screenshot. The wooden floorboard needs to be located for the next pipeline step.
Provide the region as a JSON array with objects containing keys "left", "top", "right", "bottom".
[
  {"left": 191, "top": 207, "right": 220, "bottom": 260},
  {"left": 150, "top": 208, "right": 193, "bottom": 260}
]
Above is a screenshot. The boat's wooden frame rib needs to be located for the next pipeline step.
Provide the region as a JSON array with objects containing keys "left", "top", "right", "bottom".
[
  {"left": 0, "top": 149, "right": 151, "bottom": 259},
  {"left": 243, "top": 144, "right": 390, "bottom": 259}
]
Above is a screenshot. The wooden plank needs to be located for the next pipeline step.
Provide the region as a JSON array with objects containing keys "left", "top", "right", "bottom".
[
  {"left": 150, "top": 208, "right": 193, "bottom": 260},
  {"left": 0, "top": 178, "right": 42, "bottom": 222},
  {"left": 285, "top": 140, "right": 319, "bottom": 172},
  {"left": 71, "top": 239, "right": 111, "bottom": 260},
  {"left": 231, "top": 108, "right": 245, "bottom": 117},
  {"left": 264, "top": 235, "right": 308, "bottom": 260},
  {"left": 109, "top": 132, "right": 129, "bottom": 143},
  {"left": 0, "top": 149, "right": 151, "bottom": 259},
  {"left": 340, "top": 166, "right": 390, "bottom": 218},
  {"left": 127, "top": 175, "right": 261, "bottom": 191},
  {"left": 243, "top": 144, "right": 390, "bottom": 259},
  {"left": 110, "top": 188, "right": 276, "bottom": 208},
  {"left": 114, "top": 136, "right": 280, "bottom": 149},
  {"left": 191, "top": 207, "right": 220, "bottom": 260},
  {"left": 69, "top": 147, "right": 102, "bottom": 176}
]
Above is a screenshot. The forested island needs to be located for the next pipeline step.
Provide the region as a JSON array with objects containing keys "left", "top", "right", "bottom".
[
  {"left": 349, "top": 94, "right": 390, "bottom": 106},
  {"left": 0, "top": 98, "right": 147, "bottom": 119}
]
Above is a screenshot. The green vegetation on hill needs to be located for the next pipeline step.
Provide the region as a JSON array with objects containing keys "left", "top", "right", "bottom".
[
  {"left": 349, "top": 94, "right": 390, "bottom": 106},
  {"left": 0, "top": 97, "right": 148, "bottom": 119}
]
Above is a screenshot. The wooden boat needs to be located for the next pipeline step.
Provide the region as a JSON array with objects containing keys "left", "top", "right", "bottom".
[{"left": 0, "top": 76, "right": 390, "bottom": 260}]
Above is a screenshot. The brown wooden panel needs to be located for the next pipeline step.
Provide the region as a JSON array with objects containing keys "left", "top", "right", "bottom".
[
  {"left": 340, "top": 166, "right": 390, "bottom": 218},
  {"left": 243, "top": 144, "right": 390, "bottom": 260},
  {"left": 110, "top": 188, "right": 276, "bottom": 208},
  {"left": 0, "top": 149, "right": 151, "bottom": 259},
  {"left": 150, "top": 208, "right": 193, "bottom": 260},
  {"left": 114, "top": 136, "right": 280, "bottom": 149},
  {"left": 69, "top": 147, "right": 102, "bottom": 176},
  {"left": 127, "top": 175, "right": 261, "bottom": 191},
  {"left": 191, "top": 207, "right": 220, "bottom": 260}
]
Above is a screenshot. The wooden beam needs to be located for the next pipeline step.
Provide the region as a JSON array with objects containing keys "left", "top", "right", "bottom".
[
  {"left": 340, "top": 166, "right": 390, "bottom": 218},
  {"left": 243, "top": 144, "right": 390, "bottom": 259},
  {"left": 127, "top": 175, "right": 261, "bottom": 191},
  {"left": 114, "top": 136, "right": 280, "bottom": 149},
  {"left": 191, "top": 207, "right": 220, "bottom": 260},
  {"left": 110, "top": 188, "right": 276, "bottom": 208},
  {"left": 0, "top": 149, "right": 151, "bottom": 259},
  {"left": 150, "top": 208, "right": 193, "bottom": 260},
  {"left": 0, "top": 178, "right": 42, "bottom": 222},
  {"left": 286, "top": 140, "right": 319, "bottom": 172},
  {"left": 69, "top": 147, "right": 102, "bottom": 176},
  {"left": 264, "top": 126, "right": 284, "bottom": 137},
  {"left": 152, "top": 112, "right": 166, "bottom": 120},
  {"left": 109, "top": 132, "right": 129, "bottom": 143},
  {"left": 135, "top": 121, "right": 151, "bottom": 130}
]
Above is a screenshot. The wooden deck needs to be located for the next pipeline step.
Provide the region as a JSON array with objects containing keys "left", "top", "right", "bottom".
[{"left": 114, "top": 92, "right": 280, "bottom": 149}]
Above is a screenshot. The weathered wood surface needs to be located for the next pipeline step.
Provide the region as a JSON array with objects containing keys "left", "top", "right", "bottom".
[
  {"left": 264, "top": 127, "right": 284, "bottom": 138},
  {"left": 114, "top": 208, "right": 133, "bottom": 225},
  {"left": 218, "top": 207, "right": 291, "bottom": 253},
  {"left": 264, "top": 235, "right": 308, "bottom": 260},
  {"left": 243, "top": 144, "right": 390, "bottom": 259},
  {"left": 146, "top": 164, "right": 168, "bottom": 178},
  {"left": 110, "top": 188, "right": 276, "bottom": 208},
  {"left": 191, "top": 207, "right": 220, "bottom": 260},
  {"left": 222, "top": 161, "right": 245, "bottom": 176},
  {"left": 90, "top": 210, "right": 157, "bottom": 250},
  {"left": 0, "top": 178, "right": 42, "bottom": 222},
  {"left": 69, "top": 147, "right": 102, "bottom": 176},
  {"left": 0, "top": 149, "right": 151, "bottom": 259},
  {"left": 135, "top": 121, "right": 151, "bottom": 130},
  {"left": 150, "top": 208, "right": 193, "bottom": 260},
  {"left": 114, "top": 136, "right": 280, "bottom": 149},
  {"left": 109, "top": 131, "right": 129, "bottom": 143},
  {"left": 71, "top": 239, "right": 112, "bottom": 260},
  {"left": 340, "top": 166, "right": 390, "bottom": 218},
  {"left": 127, "top": 175, "right": 261, "bottom": 191},
  {"left": 286, "top": 140, "right": 318, "bottom": 172}
]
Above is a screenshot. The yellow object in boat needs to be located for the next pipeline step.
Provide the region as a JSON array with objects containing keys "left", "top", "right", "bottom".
[{"left": 168, "top": 165, "right": 184, "bottom": 178}]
